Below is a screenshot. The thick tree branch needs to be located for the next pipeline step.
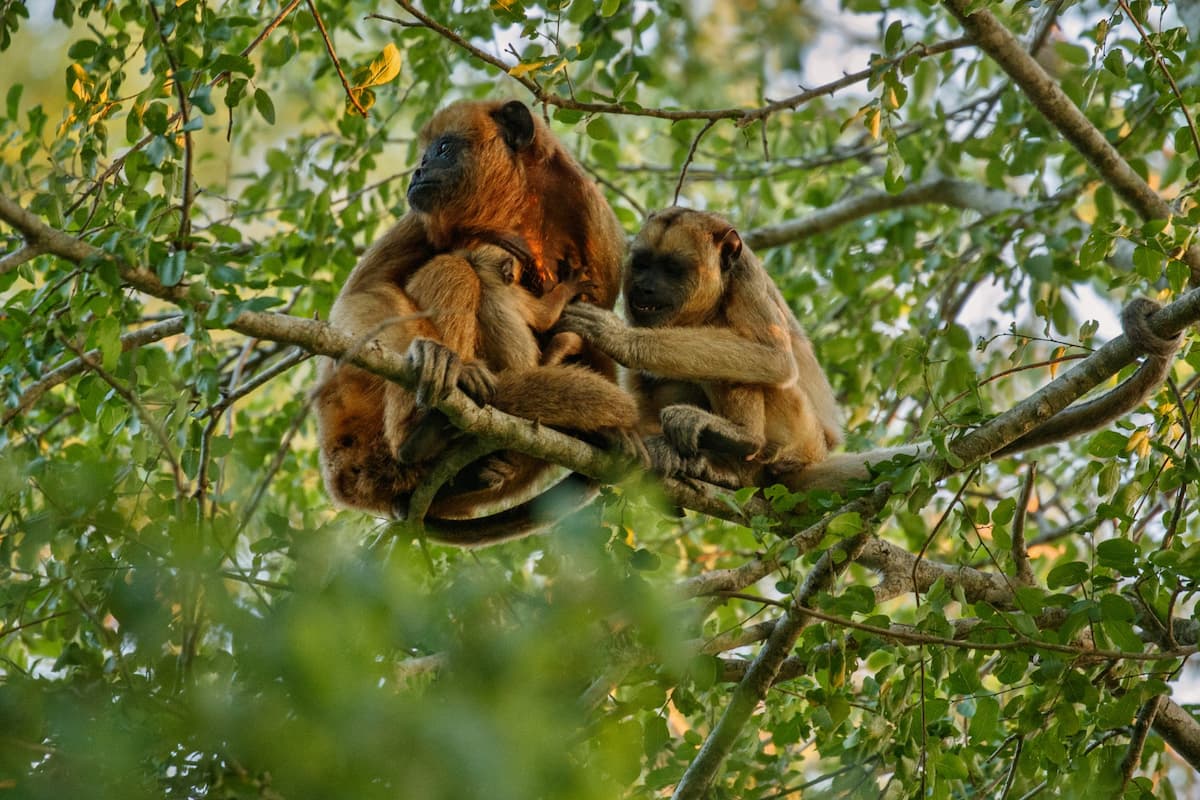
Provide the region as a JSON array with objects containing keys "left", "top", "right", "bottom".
[
  {"left": 941, "top": 0, "right": 1200, "bottom": 283},
  {"left": 743, "top": 177, "right": 1040, "bottom": 250},
  {"left": 1154, "top": 698, "right": 1200, "bottom": 771},
  {"left": 672, "top": 535, "right": 871, "bottom": 800}
]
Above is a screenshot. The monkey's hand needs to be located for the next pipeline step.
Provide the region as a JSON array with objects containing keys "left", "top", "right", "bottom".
[
  {"left": 405, "top": 338, "right": 496, "bottom": 408},
  {"left": 556, "top": 304, "right": 629, "bottom": 357}
]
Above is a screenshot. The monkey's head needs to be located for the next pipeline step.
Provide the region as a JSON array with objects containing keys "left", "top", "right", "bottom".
[
  {"left": 624, "top": 207, "right": 745, "bottom": 328},
  {"left": 408, "top": 99, "right": 551, "bottom": 237}
]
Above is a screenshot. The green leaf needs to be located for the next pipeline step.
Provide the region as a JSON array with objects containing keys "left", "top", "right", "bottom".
[
  {"left": 95, "top": 316, "right": 121, "bottom": 372},
  {"left": 1096, "top": 538, "right": 1138, "bottom": 573},
  {"left": 1087, "top": 430, "right": 1128, "bottom": 458},
  {"left": 629, "top": 548, "right": 660, "bottom": 571},
  {"left": 254, "top": 88, "right": 275, "bottom": 124},
  {"left": 1097, "top": 593, "right": 1134, "bottom": 622},
  {"left": 991, "top": 497, "right": 1015, "bottom": 526},
  {"left": 601, "top": 0, "right": 621, "bottom": 16},
  {"left": 827, "top": 512, "right": 863, "bottom": 537},
  {"left": 189, "top": 85, "right": 216, "bottom": 115},
  {"left": 884, "top": 20, "right": 904, "bottom": 53},
  {"left": 5, "top": 83, "right": 21, "bottom": 120},
  {"left": 1046, "top": 561, "right": 1089, "bottom": 589},
  {"left": 158, "top": 250, "right": 186, "bottom": 287}
]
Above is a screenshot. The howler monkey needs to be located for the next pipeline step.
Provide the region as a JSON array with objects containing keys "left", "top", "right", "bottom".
[
  {"left": 559, "top": 207, "right": 843, "bottom": 488},
  {"left": 561, "top": 208, "right": 1183, "bottom": 495},
  {"left": 315, "top": 99, "right": 636, "bottom": 543},
  {"left": 465, "top": 242, "right": 591, "bottom": 370}
]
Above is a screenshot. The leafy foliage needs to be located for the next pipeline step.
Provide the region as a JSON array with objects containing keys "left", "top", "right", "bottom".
[{"left": 1, "top": 1, "right": 1199, "bottom": 798}]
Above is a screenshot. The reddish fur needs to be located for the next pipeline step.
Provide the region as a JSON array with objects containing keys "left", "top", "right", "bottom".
[{"left": 315, "top": 100, "right": 632, "bottom": 523}]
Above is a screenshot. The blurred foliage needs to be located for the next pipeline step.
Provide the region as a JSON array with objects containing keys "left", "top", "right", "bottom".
[{"left": 1, "top": 0, "right": 1200, "bottom": 798}]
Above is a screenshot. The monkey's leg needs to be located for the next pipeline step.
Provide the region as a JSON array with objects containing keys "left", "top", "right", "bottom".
[
  {"left": 661, "top": 395, "right": 765, "bottom": 460},
  {"left": 541, "top": 331, "right": 584, "bottom": 365},
  {"left": 405, "top": 254, "right": 497, "bottom": 404},
  {"left": 488, "top": 365, "right": 639, "bottom": 433},
  {"left": 394, "top": 256, "right": 497, "bottom": 465},
  {"left": 320, "top": 281, "right": 439, "bottom": 506}
]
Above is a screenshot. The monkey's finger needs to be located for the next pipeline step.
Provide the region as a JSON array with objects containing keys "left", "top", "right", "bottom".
[{"left": 432, "top": 348, "right": 460, "bottom": 405}]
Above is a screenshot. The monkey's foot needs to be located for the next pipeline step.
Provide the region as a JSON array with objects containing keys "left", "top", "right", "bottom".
[
  {"left": 458, "top": 361, "right": 498, "bottom": 405},
  {"left": 406, "top": 338, "right": 462, "bottom": 408},
  {"left": 476, "top": 454, "right": 521, "bottom": 489},
  {"left": 601, "top": 427, "right": 650, "bottom": 472}
]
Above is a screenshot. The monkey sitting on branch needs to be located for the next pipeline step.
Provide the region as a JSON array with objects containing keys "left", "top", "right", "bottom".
[
  {"left": 315, "top": 99, "right": 638, "bottom": 545},
  {"left": 560, "top": 207, "right": 1185, "bottom": 496},
  {"left": 558, "top": 206, "right": 843, "bottom": 489}
]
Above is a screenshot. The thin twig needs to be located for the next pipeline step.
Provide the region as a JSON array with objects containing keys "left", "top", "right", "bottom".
[
  {"left": 3, "top": 316, "right": 188, "bottom": 426},
  {"left": 1119, "top": 695, "right": 1166, "bottom": 791},
  {"left": 64, "top": 0, "right": 302, "bottom": 218},
  {"left": 674, "top": 119, "right": 718, "bottom": 204},
  {"left": 59, "top": 337, "right": 188, "bottom": 496},
  {"left": 672, "top": 534, "right": 871, "bottom": 800},
  {"left": 308, "top": 0, "right": 369, "bottom": 116},
  {"left": 405, "top": 437, "right": 501, "bottom": 530},
  {"left": 911, "top": 467, "right": 980, "bottom": 604},
  {"left": 147, "top": 1, "right": 194, "bottom": 249},
  {"left": 786, "top": 604, "right": 1195, "bottom": 662},
  {"left": 390, "top": 0, "right": 970, "bottom": 124},
  {"left": 998, "top": 737, "right": 1024, "bottom": 799},
  {"left": 1011, "top": 462, "right": 1037, "bottom": 585},
  {"left": 1117, "top": 0, "right": 1200, "bottom": 163}
]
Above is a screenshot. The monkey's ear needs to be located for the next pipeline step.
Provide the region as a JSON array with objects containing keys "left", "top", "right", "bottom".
[
  {"left": 491, "top": 101, "right": 536, "bottom": 151},
  {"left": 715, "top": 227, "right": 743, "bottom": 271}
]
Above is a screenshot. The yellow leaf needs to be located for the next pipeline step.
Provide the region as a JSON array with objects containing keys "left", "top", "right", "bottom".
[
  {"left": 1126, "top": 428, "right": 1150, "bottom": 458},
  {"left": 1049, "top": 346, "right": 1066, "bottom": 378},
  {"left": 866, "top": 108, "right": 881, "bottom": 140},
  {"left": 509, "top": 59, "right": 550, "bottom": 78},
  {"left": 357, "top": 43, "right": 402, "bottom": 89}
]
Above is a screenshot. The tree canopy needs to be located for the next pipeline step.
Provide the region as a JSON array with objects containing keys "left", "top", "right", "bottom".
[{"left": 2, "top": 1, "right": 1199, "bottom": 798}]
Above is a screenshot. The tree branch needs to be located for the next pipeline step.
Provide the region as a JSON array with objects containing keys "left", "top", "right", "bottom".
[
  {"left": 4, "top": 316, "right": 188, "bottom": 426},
  {"left": 672, "top": 534, "right": 871, "bottom": 800},
  {"left": 390, "top": 0, "right": 969, "bottom": 125},
  {"left": 941, "top": 0, "right": 1200, "bottom": 284},
  {"left": 1153, "top": 698, "right": 1200, "bottom": 770},
  {"left": 742, "top": 177, "right": 1040, "bottom": 250}
]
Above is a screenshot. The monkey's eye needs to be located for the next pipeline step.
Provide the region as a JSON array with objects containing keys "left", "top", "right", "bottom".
[{"left": 437, "top": 140, "right": 452, "bottom": 156}]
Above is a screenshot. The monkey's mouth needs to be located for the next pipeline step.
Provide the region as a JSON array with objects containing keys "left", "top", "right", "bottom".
[
  {"left": 406, "top": 179, "right": 445, "bottom": 212},
  {"left": 631, "top": 300, "right": 669, "bottom": 315}
]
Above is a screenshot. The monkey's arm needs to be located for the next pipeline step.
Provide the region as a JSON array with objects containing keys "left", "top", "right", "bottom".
[{"left": 558, "top": 305, "right": 796, "bottom": 385}]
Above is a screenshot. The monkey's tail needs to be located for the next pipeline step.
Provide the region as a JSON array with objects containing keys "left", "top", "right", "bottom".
[
  {"left": 422, "top": 472, "right": 600, "bottom": 547},
  {"left": 993, "top": 297, "right": 1181, "bottom": 457},
  {"left": 780, "top": 445, "right": 928, "bottom": 492},
  {"left": 789, "top": 299, "right": 1183, "bottom": 493}
]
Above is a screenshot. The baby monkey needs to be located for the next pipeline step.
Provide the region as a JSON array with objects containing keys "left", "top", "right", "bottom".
[
  {"left": 558, "top": 207, "right": 842, "bottom": 487},
  {"left": 466, "top": 241, "right": 591, "bottom": 370}
]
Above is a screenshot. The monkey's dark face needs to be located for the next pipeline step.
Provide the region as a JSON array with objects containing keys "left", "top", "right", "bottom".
[
  {"left": 407, "top": 100, "right": 538, "bottom": 221},
  {"left": 624, "top": 247, "right": 697, "bottom": 327},
  {"left": 626, "top": 208, "right": 734, "bottom": 328},
  {"left": 407, "top": 133, "right": 471, "bottom": 213}
]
